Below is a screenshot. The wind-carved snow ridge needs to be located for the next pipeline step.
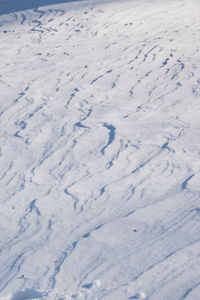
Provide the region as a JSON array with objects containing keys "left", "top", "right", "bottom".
[{"left": 0, "top": 0, "right": 200, "bottom": 299}]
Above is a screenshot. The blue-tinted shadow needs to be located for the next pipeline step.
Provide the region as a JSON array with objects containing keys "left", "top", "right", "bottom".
[{"left": 0, "top": 0, "right": 84, "bottom": 15}]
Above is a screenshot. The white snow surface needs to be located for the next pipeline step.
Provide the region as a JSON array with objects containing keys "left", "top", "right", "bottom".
[{"left": 0, "top": 0, "right": 200, "bottom": 299}]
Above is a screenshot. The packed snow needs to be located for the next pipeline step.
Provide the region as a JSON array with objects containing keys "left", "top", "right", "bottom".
[{"left": 0, "top": 0, "right": 200, "bottom": 299}]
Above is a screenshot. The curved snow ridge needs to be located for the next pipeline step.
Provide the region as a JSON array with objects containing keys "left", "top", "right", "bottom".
[{"left": 0, "top": 0, "right": 200, "bottom": 299}]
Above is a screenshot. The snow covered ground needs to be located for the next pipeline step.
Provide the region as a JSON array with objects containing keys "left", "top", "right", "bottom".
[{"left": 0, "top": 0, "right": 200, "bottom": 299}]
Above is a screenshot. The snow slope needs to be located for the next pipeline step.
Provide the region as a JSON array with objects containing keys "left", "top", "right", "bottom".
[{"left": 0, "top": 0, "right": 200, "bottom": 299}]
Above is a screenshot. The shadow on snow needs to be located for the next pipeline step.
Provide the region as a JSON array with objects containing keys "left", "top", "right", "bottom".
[{"left": 0, "top": 0, "right": 84, "bottom": 15}]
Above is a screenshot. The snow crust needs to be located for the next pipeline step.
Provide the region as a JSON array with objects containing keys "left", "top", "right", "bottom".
[{"left": 0, "top": 0, "right": 200, "bottom": 299}]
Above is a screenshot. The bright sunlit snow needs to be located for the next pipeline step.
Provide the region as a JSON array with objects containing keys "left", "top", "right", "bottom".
[{"left": 0, "top": 0, "right": 200, "bottom": 299}]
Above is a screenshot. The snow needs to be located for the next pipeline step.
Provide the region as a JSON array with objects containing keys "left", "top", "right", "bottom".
[{"left": 0, "top": 0, "right": 200, "bottom": 299}]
